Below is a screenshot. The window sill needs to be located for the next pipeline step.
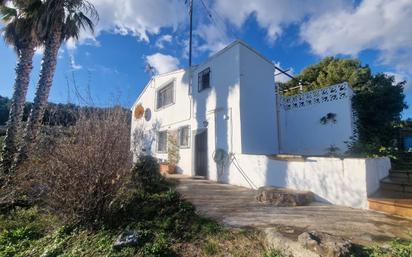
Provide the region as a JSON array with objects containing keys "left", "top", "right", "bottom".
[{"left": 155, "top": 102, "right": 175, "bottom": 112}]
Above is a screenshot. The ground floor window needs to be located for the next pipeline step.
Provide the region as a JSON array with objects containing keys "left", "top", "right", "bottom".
[
  {"left": 178, "top": 126, "right": 190, "bottom": 148},
  {"left": 157, "top": 131, "right": 167, "bottom": 152}
]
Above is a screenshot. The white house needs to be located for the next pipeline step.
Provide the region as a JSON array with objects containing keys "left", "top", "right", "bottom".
[{"left": 131, "top": 40, "right": 390, "bottom": 209}]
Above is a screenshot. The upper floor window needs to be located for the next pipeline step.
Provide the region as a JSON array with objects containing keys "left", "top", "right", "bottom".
[
  {"left": 178, "top": 126, "right": 190, "bottom": 148},
  {"left": 157, "top": 130, "right": 167, "bottom": 152},
  {"left": 157, "top": 82, "right": 174, "bottom": 109},
  {"left": 198, "top": 68, "right": 210, "bottom": 92}
]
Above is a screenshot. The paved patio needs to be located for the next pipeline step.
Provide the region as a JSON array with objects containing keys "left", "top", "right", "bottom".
[{"left": 171, "top": 175, "right": 412, "bottom": 246}]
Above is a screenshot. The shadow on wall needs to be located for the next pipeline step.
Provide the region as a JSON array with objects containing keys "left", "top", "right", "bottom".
[
  {"left": 262, "top": 157, "right": 367, "bottom": 207},
  {"left": 132, "top": 119, "right": 161, "bottom": 159},
  {"left": 190, "top": 58, "right": 238, "bottom": 181},
  {"left": 222, "top": 153, "right": 370, "bottom": 208}
]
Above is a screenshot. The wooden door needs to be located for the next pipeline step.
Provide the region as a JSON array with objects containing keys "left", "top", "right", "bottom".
[{"left": 194, "top": 130, "right": 208, "bottom": 177}]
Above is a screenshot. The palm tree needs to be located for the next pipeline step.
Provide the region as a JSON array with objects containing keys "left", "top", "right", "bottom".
[
  {"left": 0, "top": 0, "right": 42, "bottom": 174},
  {"left": 16, "top": 0, "right": 97, "bottom": 164}
]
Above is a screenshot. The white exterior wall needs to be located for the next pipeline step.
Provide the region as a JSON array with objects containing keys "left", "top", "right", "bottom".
[
  {"left": 279, "top": 83, "right": 354, "bottom": 155},
  {"left": 222, "top": 154, "right": 390, "bottom": 209},
  {"left": 130, "top": 69, "right": 194, "bottom": 175},
  {"left": 239, "top": 44, "right": 278, "bottom": 154},
  {"left": 365, "top": 157, "right": 392, "bottom": 196},
  {"left": 191, "top": 43, "right": 241, "bottom": 181}
]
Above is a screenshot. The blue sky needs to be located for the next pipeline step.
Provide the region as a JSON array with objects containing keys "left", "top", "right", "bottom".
[{"left": 0, "top": 0, "right": 411, "bottom": 118}]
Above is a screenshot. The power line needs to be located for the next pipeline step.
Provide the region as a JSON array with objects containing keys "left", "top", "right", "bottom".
[
  {"left": 274, "top": 66, "right": 295, "bottom": 80},
  {"left": 202, "top": 0, "right": 237, "bottom": 39},
  {"left": 198, "top": 0, "right": 232, "bottom": 39}
]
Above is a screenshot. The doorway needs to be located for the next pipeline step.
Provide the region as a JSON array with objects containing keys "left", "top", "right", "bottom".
[{"left": 194, "top": 129, "right": 208, "bottom": 178}]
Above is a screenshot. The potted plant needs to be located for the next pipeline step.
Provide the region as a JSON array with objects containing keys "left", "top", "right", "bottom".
[
  {"left": 159, "top": 160, "right": 170, "bottom": 175},
  {"left": 167, "top": 131, "right": 180, "bottom": 174}
]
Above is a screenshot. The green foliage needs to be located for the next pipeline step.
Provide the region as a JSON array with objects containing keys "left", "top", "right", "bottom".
[
  {"left": 347, "top": 141, "right": 400, "bottom": 159},
  {"left": 0, "top": 95, "right": 124, "bottom": 128},
  {"left": 0, "top": 207, "right": 57, "bottom": 257},
  {"left": 0, "top": 156, "right": 278, "bottom": 256},
  {"left": 262, "top": 249, "right": 284, "bottom": 257},
  {"left": 280, "top": 57, "right": 371, "bottom": 95},
  {"left": 325, "top": 145, "right": 341, "bottom": 157},
  {"left": 351, "top": 74, "right": 407, "bottom": 148},
  {"left": 364, "top": 239, "right": 412, "bottom": 257},
  {"left": 280, "top": 57, "right": 407, "bottom": 156},
  {"left": 141, "top": 232, "right": 176, "bottom": 257},
  {"left": 203, "top": 241, "right": 218, "bottom": 255},
  {"left": 131, "top": 155, "right": 166, "bottom": 193}
]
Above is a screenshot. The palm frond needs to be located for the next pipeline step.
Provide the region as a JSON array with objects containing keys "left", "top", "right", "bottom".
[
  {"left": 0, "top": 5, "right": 17, "bottom": 22},
  {"left": 61, "top": 0, "right": 97, "bottom": 41},
  {"left": 1, "top": 0, "right": 42, "bottom": 49}
]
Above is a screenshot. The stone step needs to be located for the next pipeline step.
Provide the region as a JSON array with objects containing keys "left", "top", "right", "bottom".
[
  {"left": 368, "top": 197, "right": 412, "bottom": 219},
  {"left": 391, "top": 163, "right": 412, "bottom": 170},
  {"left": 399, "top": 156, "right": 412, "bottom": 162},
  {"left": 389, "top": 170, "right": 412, "bottom": 180},
  {"left": 368, "top": 189, "right": 412, "bottom": 218},
  {"left": 380, "top": 177, "right": 412, "bottom": 193}
]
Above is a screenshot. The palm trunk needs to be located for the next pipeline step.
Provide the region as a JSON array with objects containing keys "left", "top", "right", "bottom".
[
  {"left": 16, "top": 26, "right": 62, "bottom": 165},
  {"left": 0, "top": 44, "right": 36, "bottom": 174}
]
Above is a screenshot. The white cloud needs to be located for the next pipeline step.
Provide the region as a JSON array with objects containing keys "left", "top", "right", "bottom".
[
  {"left": 66, "top": 38, "right": 77, "bottom": 50},
  {"left": 301, "top": 0, "right": 412, "bottom": 75},
  {"left": 213, "top": 0, "right": 348, "bottom": 41},
  {"left": 155, "top": 34, "right": 173, "bottom": 49},
  {"left": 90, "top": 0, "right": 186, "bottom": 42},
  {"left": 65, "top": 0, "right": 412, "bottom": 86},
  {"left": 385, "top": 72, "right": 410, "bottom": 90},
  {"left": 58, "top": 49, "right": 65, "bottom": 59},
  {"left": 195, "top": 23, "right": 232, "bottom": 55},
  {"left": 145, "top": 53, "right": 179, "bottom": 74},
  {"left": 34, "top": 46, "right": 44, "bottom": 55},
  {"left": 69, "top": 54, "right": 82, "bottom": 70}
]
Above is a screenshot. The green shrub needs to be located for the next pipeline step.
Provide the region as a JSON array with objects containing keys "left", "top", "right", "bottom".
[
  {"left": 346, "top": 140, "right": 400, "bottom": 159},
  {"left": 132, "top": 155, "right": 169, "bottom": 193},
  {"left": 141, "top": 232, "right": 177, "bottom": 257}
]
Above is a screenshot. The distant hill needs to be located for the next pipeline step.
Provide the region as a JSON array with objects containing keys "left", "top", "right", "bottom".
[
  {"left": 0, "top": 96, "right": 10, "bottom": 127},
  {"left": 0, "top": 96, "right": 130, "bottom": 137},
  {"left": 0, "top": 96, "right": 79, "bottom": 128}
]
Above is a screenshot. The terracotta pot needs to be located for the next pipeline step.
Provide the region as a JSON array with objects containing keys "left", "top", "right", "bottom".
[
  {"left": 159, "top": 163, "right": 169, "bottom": 175},
  {"left": 167, "top": 164, "right": 176, "bottom": 174}
]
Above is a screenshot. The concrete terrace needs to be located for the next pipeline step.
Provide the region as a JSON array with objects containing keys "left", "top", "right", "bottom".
[{"left": 171, "top": 175, "right": 412, "bottom": 247}]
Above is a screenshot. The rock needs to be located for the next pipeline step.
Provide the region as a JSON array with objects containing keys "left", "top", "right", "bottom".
[
  {"left": 255, "top": 186, "right": 313, "bottom": 206},
  {"left": 113, "top": 230, "right": 139, "bottom": 250},
  {"left": 298, "top": 231, "right": 352, "bottom": 257}
]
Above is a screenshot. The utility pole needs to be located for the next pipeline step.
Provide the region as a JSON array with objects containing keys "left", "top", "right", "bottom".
[{"left": 189, "top": 0, "right": 193, "bottom": 67}]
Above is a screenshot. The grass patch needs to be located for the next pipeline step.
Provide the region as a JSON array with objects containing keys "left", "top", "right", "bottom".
[
  {"left": 262, "top": 249, "right": 284, "bottom": 257},
  {"left": 0, "top": 208, "right": 272, "bottom": 257},
  {"left": 362, "top": 238, "right": 412, "bottom": 257},
  {"left": 0, "top": 207, "right": 58, "bottom": 257},
  {"left": 2, "top": 207, "right": 411, "bottom": 257}
]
